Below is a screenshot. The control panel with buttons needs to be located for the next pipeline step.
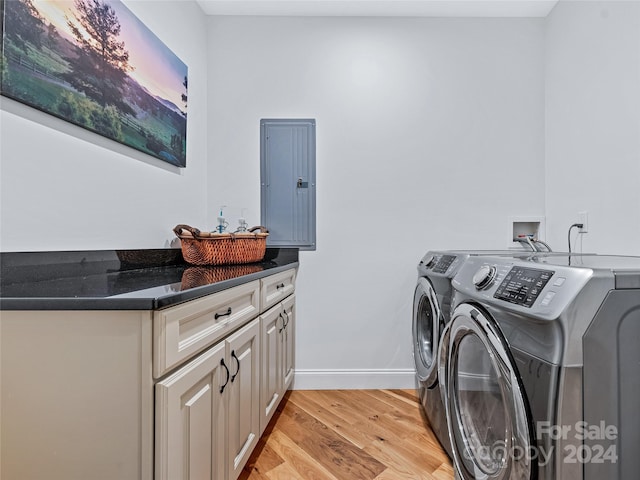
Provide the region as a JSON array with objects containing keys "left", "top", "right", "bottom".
[{"left": 493, "top": 266, "right": 555, "bottom": 307}]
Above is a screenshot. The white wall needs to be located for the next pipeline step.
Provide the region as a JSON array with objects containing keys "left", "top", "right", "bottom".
[
  {"left": 0, "top": 0, "right": 209, "bottom": 251},
  {"left": 545, "top": 0, "right": 640, "bottom": 255},
  {"left": 208, "top": 16, "right": 546, "bottom": 387},
  {"left": 14, "top": 4, "right": 631, "bottom": 389}
]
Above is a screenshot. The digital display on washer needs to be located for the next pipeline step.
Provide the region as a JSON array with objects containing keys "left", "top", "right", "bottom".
[
  {"left": 432, "top": 255, "right": 456, "bottom": 274},
  {"left": 494, "top": 267, "right": 554, "bottom": 307}
]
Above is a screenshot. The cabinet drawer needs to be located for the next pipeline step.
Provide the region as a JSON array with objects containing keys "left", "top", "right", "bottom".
[
  {"left": 260, "top": 268, "right": 296, "bottom": 312},
  {"left": 154, "top": 281, "right": 260, "bottom": 378}
]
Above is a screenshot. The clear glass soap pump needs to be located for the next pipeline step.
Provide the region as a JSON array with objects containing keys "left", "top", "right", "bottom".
[
  {"left": 216, "top": 205, "right": 228, "bottom": 233},
  {"left": 236, "top": 208, "right": 249, "bottom": 232}
]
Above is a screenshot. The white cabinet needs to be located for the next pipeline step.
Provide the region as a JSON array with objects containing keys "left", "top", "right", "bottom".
[
  {"left": 281, "top": 294, "right": 295, "bottom": 392},
  {"left": 226, "top": 318, "right": 261, "bottom": 480},
  {"left": 155, "top": 318, "right": 260, "bottom": 480},
  {"left": 0, "top": 311, "right": 155, "bottom": 480},
  {"left": 260, "top": 303, "right": 283, "bottom": 431},
  {"left": 155, "top": 342, "right": 226, "bottom": 480},
  {"left": 260, "top": 268, "right": 296, "bottom": 312},
  {"left": 153, "top": 281, "right": 260, "bottom": 378},
  {"left": 0, "top": 267, "right": 295, "bottom": 480},
  {"left": 259, "top": 293, "right": 295, "bottom": 433}
]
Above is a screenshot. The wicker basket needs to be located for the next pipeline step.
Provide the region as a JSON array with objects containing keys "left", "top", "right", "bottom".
[{"left": 173, "top": 224, "right": 269, "bottom": 266}]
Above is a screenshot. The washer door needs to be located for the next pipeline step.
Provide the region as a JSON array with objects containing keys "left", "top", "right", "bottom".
[
  {"left": 442, "top": 303, "right": 536, "bottom": 480},
  {"left": 412, "top": 277, "right": 442, "bottom": 387}
]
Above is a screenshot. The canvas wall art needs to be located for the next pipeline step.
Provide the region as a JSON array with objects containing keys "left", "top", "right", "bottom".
[{"left": 1, "top": 0, "right": 188, "bottom": 167}]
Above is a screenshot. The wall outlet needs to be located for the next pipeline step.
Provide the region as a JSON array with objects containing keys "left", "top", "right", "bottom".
[{"left": 578, "top": 211, "right": 589, "bottom": 233}]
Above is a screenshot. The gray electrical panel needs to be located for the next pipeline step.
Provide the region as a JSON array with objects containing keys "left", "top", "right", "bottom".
[{"left": 260, "top": 119, "right": 316, "bottom": 250}]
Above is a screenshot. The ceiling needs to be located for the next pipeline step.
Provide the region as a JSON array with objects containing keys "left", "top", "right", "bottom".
[{"left": 195, "top": 0, "right": 559, "bottom": 17}]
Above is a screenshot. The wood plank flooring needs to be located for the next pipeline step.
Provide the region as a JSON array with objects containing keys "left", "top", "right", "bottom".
[{"left": 239, "top": 390, "right": 454, "bottom": 480}]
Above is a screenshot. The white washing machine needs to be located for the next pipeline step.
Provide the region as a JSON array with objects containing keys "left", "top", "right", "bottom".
[{"left": 439, "top": 254, "right": 640, "bottom": 480}]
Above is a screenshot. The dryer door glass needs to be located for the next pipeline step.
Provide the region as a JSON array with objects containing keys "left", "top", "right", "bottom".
[
  {"left": 455, "top": 333, "right": 507, "bottom": 475},
  {"left": 412, "top": 278, "right": 440, "bottom": 385},
  {"left": 445, "top": 303, "right": 534, "bottom": 480}
]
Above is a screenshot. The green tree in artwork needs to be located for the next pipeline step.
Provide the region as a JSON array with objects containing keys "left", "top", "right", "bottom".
[
  {"left": 3, "top": 0, "right": 46, "bottom": 52},
  {"left": 54, "top": 91, "right": 123, "bottom": 141},
  {"left": 62, "top": 0, "right": 135, "bottom": 116},
  {"left": 181, "top": 75, "right": 187, "bottom": 116}
]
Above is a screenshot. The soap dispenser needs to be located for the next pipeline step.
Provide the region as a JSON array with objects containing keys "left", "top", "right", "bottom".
[
  {"left": 216, "top": 205, "right": 228, "bottom": 233},
  {"left": 236, "top": 208, "right": 249, "bottom": 233}
]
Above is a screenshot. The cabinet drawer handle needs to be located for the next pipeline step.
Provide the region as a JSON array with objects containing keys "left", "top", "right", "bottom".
[
  {"left": 220, "top": 358, "right": 230, "bottom": 394},
  {"left": 230, "top": 350, "right": 240, "bottom": 382},
  {"left": 276, "top": 283, "right": 285, "bottom": 290},
  {"left": 215, "top": 307, "right": 232, "bottom": 320}
]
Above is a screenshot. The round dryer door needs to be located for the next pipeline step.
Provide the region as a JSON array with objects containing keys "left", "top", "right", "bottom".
[
  {"left": 442, "top": 303, "right": 536, "bottom": 480},
  {"left": 412, "top": 277, "right": 442, "bottom": 387}
]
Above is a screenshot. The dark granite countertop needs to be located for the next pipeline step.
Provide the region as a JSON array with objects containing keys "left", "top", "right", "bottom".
[{"left": 0, "top": 248, "right": 298, "bottom": 311}]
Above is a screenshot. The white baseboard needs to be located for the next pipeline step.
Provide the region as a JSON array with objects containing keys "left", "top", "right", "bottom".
[{"left": 291, "top": 368, "right": 417, "bottom": 390}]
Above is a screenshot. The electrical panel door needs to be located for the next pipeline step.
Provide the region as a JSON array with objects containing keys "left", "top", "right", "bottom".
[{"left": 260, "top": 119, "right": 316, "bottom": 250}]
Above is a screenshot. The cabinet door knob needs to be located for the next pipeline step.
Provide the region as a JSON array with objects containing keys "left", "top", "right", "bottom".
[
  {"left": 230, "top": 350, "right": 240, "bottom": 382},
  {"left": 278, "top": 313, "right": 285, "bottom": 333},
  {"left": 219, "top": 358, "right": 230, "bottom": 394}
]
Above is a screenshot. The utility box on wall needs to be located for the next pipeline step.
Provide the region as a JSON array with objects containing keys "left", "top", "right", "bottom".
[
  {"left": 260, "top": 119, "right": 316, "bottom": 250},
  {"left": 509, "top": 216, "right": 546, "bottom": 250}
]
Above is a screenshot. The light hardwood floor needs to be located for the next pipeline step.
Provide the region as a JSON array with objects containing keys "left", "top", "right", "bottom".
[{"left": 239, "top": 389, "right": 455, "bottom": 480}]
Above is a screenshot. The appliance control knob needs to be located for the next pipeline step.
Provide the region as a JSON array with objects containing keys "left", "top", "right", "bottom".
[
  {"left": 473, "top": 265, "right": 497, "bottom": 290},
  {"left": 424, "top": 255, "right": 436, "bottom": 269}
]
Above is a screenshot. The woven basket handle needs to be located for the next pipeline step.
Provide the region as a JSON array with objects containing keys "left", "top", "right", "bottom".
[
  {"left": 174, "top": 224, "right": 203, "bottom": 238},
  {"left": 249, "top": 226, "right": 269, "bottom": 234}
]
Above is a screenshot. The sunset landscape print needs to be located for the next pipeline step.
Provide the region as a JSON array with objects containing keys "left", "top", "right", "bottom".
[{"left": 1, "top": 0, "right": 188, "bottom": 167}]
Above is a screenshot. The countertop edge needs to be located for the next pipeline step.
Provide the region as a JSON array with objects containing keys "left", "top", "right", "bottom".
[
  {"left": 0, "top": 261, "right": 299, "bottom": 311},
  {"left": 154, "top": 262, "right": 299, "bottom": 309}
]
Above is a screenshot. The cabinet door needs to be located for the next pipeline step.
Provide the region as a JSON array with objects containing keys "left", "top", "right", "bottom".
[
  {"left": 282, "top": 294, "right": 296, "bottom": 391},
  {"left": 226, "top": 318, "right": 261, "bottom": 480},
  {"left": 259, "top": 304, "right": 283, "bottom": 434},
  {"left": 155, "top": 342, "right": 226, "bottom": 480}
]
